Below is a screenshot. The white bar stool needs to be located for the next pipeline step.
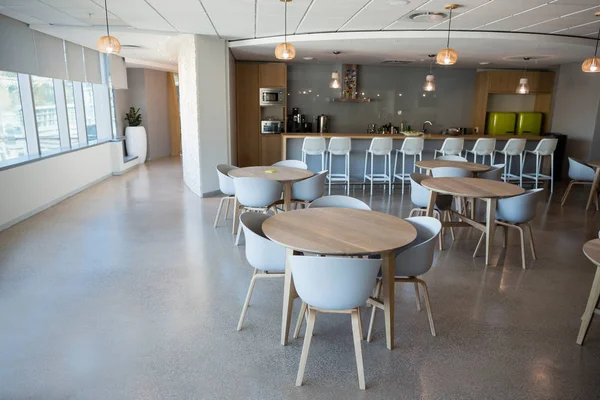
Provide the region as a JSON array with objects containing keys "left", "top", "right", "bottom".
[
  {"left": 301, "top": 137, "right": 326, "bottom": 171},
  {"left": 393, "top": 137, "right": 424, "bottom": 194},
  {"left": 522, "top": 138, "right": 559, "bottom": 193},
  {"left": 434, "top": 138, "right": 464, "bottom": 158},
  {"left": 363, "top": 137, "right": 393, "bottom": 196},
  {"left": 464, "top": 138, "right": 496, "bottom": 164},
  {"left": 492, "top": 138, "right": 527, "bottom": 187},
  {"left": 326, "top": 137, "right": 351, "bottom": 195}
]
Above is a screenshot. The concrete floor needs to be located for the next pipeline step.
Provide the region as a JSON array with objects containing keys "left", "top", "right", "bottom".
[{"left": 1, "top": 156, "right": 600, "bottom": 400}]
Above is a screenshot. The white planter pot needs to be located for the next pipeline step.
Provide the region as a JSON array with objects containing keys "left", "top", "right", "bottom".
[{"left": 125, "top": 126, "right": 147, "bottom": 164}]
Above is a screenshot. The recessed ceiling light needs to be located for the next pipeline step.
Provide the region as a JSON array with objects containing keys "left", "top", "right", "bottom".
[
  {"left": 387, "top": 0, "right": 410, "bottom": 5},
  {"left": 479, "top": 62, "right": 491, "bottom": 65},
  {"left": 410, "top": 12, "right": 447, "bottom": 22},
  {"left": 303, "top": 56, "right": 314, "bottom": 60}
]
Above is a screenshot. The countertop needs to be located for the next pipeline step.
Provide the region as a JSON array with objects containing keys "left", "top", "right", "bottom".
[{"left": 282, "top": 133, "right": 546, "bottom": 140}]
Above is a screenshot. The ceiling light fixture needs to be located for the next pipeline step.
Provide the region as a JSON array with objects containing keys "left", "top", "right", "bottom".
[
  {"left": 275, "top": 0, "right": 296, "bottom": 60},
  {"left": 582, "top": 14, "right": 600, "bottom": 73},
  {"left": 97, "top": 0, "right": 120, "bottom": 54},
  {"left": 516, "top": 57, "right": 530, "bottom": 94},
  {"left": 424, "top": 54, "right": 436, "bottom": 92},
  {"left": 329, "top": 51, "right": 341, "bottom": 89},
  {"left": 436, "top": 4, "right": 459, "bottom": 66}
]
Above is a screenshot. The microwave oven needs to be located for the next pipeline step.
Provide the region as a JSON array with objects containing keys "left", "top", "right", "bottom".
[
  {"left": 261, "top": 120, "right": 284, "bottom": 134},
  {"left": 260, "top": 88, "right": 286, "bottom": 106}
]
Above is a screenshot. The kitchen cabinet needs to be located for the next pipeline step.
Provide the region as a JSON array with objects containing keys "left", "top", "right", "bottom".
[
  {"left": 260, "top": 135, "right": 282, "bottom": 166},
  {"left": 259, "top": 63, "right": 287, "bottom": 88},
  {"left": 236, "top": 63, "right": 260, "bottom": 167},
  {"left": 486, "top": 71, "right": 555, "bottom": 94}
]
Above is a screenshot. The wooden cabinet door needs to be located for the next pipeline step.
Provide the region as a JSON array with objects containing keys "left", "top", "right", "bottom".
[
  {"left": 535, "top": 72, "right": 555, "bottom": 93},
  {"left": 236, "top": 63, "right": 260, "bottom": 167},
  {"left": 259, "top": 63, "right": 287, "bottom": 88},
  {"left": 488, "top": 71, "right": 523, "bottom": 93},
  {"left": 260, "top": 135, "right": 283, "bottom": 166}
]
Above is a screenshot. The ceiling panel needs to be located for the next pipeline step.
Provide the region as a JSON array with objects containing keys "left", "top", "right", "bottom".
[
  {"left": 526, "top": 7, "right": 600, "bottom": 33},
  {"left": 448, "top": 1, "right": 549, "bottom": 30},
  {"left": 255, "top": 0, "right": 312, "bottom": 38},
  {"left": 104, "top": 0, "right": 175, "bottom": 32},
  {"left": 3, "top": 1, "right": 89, "bottom": 26},
  {"left": 40, "top": 0, "right": 127, "bottom": 26},
  {"left": 339, "top": 0, "right": 429, "bottom": 31},
  {"left": 202, "top": 0, "right": 255, "bottom": 39},
  {"left": 0, "top": 5, "right": 46, "bottom": 24},
  {"left": 145, "top": 0, "right": 215, "bottom": 35},
  {"left": 483, "top": 4, "right": 591, "bottom": 32},
  {"left": 296, "top": 0, "right": 371, "bottom": 34}
]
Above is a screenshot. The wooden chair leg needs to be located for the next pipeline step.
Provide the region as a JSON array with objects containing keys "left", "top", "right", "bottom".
[
  {"left": 473, "top": 231, "right": 485, "bottom": 258},
  {"left": 366, "top": 280, "right": 382, "bottom": 343},
  {"left": 224, "top": 197, "right": 232, "bottom": 220},
  {"left": 526, "top": 223, "right": 537, "bottom": 260},
  {"left": 357, "top": 307, "right": 364, "bottom": 340},
  {"left": 236, "top": 270, "right": 259, "bottom": 331},
  {"left": 293, "top": 302, "right": 308, "bottom": 339},
  {"left": 516, "top": 224, "right": 527, "bottom": 270},
  {"left": 351, "top": 309, "right": 366, "bottom": 390},
  {"left": 296, "top": 308, "right": 317, "bottom": 387},
  {"left": 235, "top": 218, "right": 244, "bottom": 246},
  {"left": 446, "top": 211, "right": 456, "bottom": 241},
  {"left": 560, "top": 181, "right": 575, "bottom": 206},
  {"left": 213, "top": 197, "right": 226, "bottom": 228},
  {"left": 414, "top": 281, "right": 421, "bottom": 311},
  {"left": 503, "top": 225, "right": 508, "bottom": 248},
  {"left": 577, "top": 269, "right": 600, "bottom": 345},
  {"left": 418, "top": 280, "right": 436, "bottom": 337}
]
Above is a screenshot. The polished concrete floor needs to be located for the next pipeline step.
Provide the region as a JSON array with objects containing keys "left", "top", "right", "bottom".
[{"left": 1, "top": 156, "right": 600, "bottom": 399}]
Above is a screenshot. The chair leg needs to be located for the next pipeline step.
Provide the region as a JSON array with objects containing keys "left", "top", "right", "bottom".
[
  {"left": 328, "top": 152, "right": 333, "bottom": 196},
  {"left": 414, "top": 281, "right": 421, "bottom": 311},
  {"left": 446, "top": 211, "right": 455, "bottom": 241},
  {"left": 517, "top": 224, "right": 527, "bottom": 270},
  {"left": 294, "top": 302, "right": 308, "bottom": 339},
  {"left": 296, "top": 308, "right": 317, "bottom": 387},
  {"left": 346, "top": 153, "right": 351, "bottom": 195},
  {"left": 388, "top": 154, "right": 392, "bottom": 195},
  {"left": 503, "top": 224, "right": 508, "bottom": 248},
  {"left": 418, "top": 280, "right": 436, "bottom": 337},
  {"left": 236, "top": 269, "right": 259, "bottom": 331},
  {"left": 350, "top": 309, "right": 366, "bottom": 390},
  {"left": 370, "top": 153, "right": 374, "bottom": 196},
  {"left": 366, "top": 280, "right": 382, "bottom": 343},
  {"left": 213, "top": 197, "right": 226, "bottom": 228},
  {"left": 357, "top": 307, "right": 364, "bottom": 340},
  {"left": 224, "top": 197, "right": 232, "bottom": 220},
  {"left": 363, "top": 151, "right": 368, "bottom": 190},
  {"left": 474, "top": 231, "right": 485, "bottom": 258},
  {"left": 519, "top": 153, "right": 524, "bottom": 187},
  {"left": 561, "top": 181, "right": 575, "bottom": 206},
  {"left": 526, "top": 222, "right": 537, "bottom": 260},
  {"left": 235, "top": 215, "right": 244, "bottom": 246},
  {"left": 402, "top": 153, "right": 406, "bottom": 195}
]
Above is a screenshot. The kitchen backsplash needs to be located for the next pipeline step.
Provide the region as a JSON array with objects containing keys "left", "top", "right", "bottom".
[{"left": 287, "top": 63, "right": 477, "bottom": 134}]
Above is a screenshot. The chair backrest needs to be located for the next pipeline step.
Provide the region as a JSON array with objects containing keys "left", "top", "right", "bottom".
[
  {"left": 471, "top": 138, "right": 496, "bottom": 155},
  {"left": 240, "top": 213, "right": 286, "bottom": 273},
  {"left": 368, "top": 137, "right": 393, "bottom": 155},
  {"left": 292, "top": 170, "right": 327, "bottom": 202},
  {"left": 400, "top": 137, "right": 424, "bottom": 156},
  {"left": 533, "top": 138, "right": 558, "bottom": 156},
  {"left": 302, "top": 137, "right": 326, "bottom": 155},
  {"left": 439, "top": 138, "right": 464, "bottom": 156},
  {"left": 496, "top": 189, "right": 543, "bottom": 224},
  {"left": 308, "top": 195, "right": 371, "bottom": 210},
  {"left": 328, "top": 137, "right": 352, "bottom": 155},
  {"left": 501, "top": 138, "right": 527, "bottom": 156},
  {"left": 431, "top": 167, "right": 472, "bottom": 178},
  {"left": 478, "top": 164, "right": 505, "bottom": 181},
  {"left": 290, "top": 256, "right": 382, "bottom": 310},
  {"left": 409, "top": 173, "right": 453, "bottom": 210},
  {"left": 394, "top": 217, "right": 441, "bottom": 277},
  {"left": 568, "top": 158, "right": 595, "bottom": 182},
  {"left": 436, "top": 155, "right": 468, "bottom": 162},
  {"left": 216, "top": 164, "right": 237, "bottom": 196},
  {"left": 233, "top": 177, "right": 283, "bottom": 208},
  {"left": 272, "top": 160, "right": 308, "bottom": 169}
]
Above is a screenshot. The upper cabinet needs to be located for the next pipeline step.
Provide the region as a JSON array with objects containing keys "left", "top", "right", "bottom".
[
  {"left": 259, "top": 63, "right": 287, "bottom": 88},
  {"left": 486, "top": 71, "right": 555, "bottom": 94}
]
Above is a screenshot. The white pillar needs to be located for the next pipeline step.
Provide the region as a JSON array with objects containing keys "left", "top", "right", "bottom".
[{"left": 178, "top": 34, "right": 231, "bottom": 197}]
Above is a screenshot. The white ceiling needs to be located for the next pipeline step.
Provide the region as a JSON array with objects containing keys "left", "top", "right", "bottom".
[{"left": 0, "top": 0, "right": 599, "bottom": 69}]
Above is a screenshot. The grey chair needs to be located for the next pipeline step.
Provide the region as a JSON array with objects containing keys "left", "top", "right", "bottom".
[
  {"left": 367, "top": 216, "right": 442, "bottom": 341},
  {"left": 431, "top": 166, "right": 472, "bottom": 178},
  {"left": 291, "top": 170, "right": 328, "bottom": 208},
  {"left": 561, "top": 158, "right": 597, "bottom": 208},
  {"left": 478, "top": 164, "right": 505, "bottom": 181},
  {"left": 435, "top": 155, "right": 468, "bottom": 162},
  {"left": 214, "top": 164, "right": 238, "bottom": 228},
  {"left": 272, "top": 160, "right": 308, "bottom": 169},
  {"left": 233, "top": 177, "right": 283, "bottom": 246},
  {"left": 236, "top": 213, "right": 286, "bottom": 331},
  {"left": 308, "top": 195, "right": 371, "bottom": 210},
  {"left": 474, "top": 189, "right": 543, "bottom": 270}
]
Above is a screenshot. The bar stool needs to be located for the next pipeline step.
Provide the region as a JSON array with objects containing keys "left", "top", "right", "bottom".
[
  {"left": 363, "top": 137, "right": 393, "bottom": 196},
  {"left": 301, "top": 137, "right": 326, "bottom": 172},
  {"left": 393, "top": 137, "right": 424, "bottom": 194},
  {"left": 434, "top": 138, "right": 464, "bottom": 158},
  {"left": 326, "top": 137, "right": 351, "bottom": 195},
  {"left": 522, "top": 138, "right": 559, "bottom": 193},
  {"left": 493, "top": 138, "right": 527, "bottom": 187},
  {"left": 464, "top": 138, "right": 496, "bottom": 165}
]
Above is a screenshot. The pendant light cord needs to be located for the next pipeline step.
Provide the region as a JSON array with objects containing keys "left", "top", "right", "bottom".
[
  {"left": 284, "top": 1, "right": 287, "bottom": 44},
  {"left": 594, "top": 28, "right": 600, "bottom": 57},
  {"left": 446, "top": 7, "right": 453, "bottom": 48},
  {"left": 104, "top": 0, "right": 110, "bottom": 37}
]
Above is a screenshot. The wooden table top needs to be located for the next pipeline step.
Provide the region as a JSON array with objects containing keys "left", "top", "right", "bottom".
[
  {"left": 228, "top": 166, "right": 314, "bottom": 182},
  {"left": 262, "top": 208, "right": 417, "bottom": 256},
  {"left": 416, "top": 159, "right": 491, "bottom": 172},
  {"left": 583, "top": 239, "right": 600, "bottom": 266},
  {"left": 422, "top": 177, "right": 525, "bottom": 199}
]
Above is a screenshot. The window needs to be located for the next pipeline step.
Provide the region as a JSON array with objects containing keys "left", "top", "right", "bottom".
[
  {"left": 64, "top": 81, "right": 78, "bottom": 147},
  {"left": 83, "top": 83, "right": 97, "bottom": 144},
  {"left": 31, "top": 75, "right": 60, "bottom": 155},
  {"left": 0, "top": 71, "right": 27, "bottom": 162}
]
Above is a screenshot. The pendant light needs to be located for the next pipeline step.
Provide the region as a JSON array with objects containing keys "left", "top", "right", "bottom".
[
  {"left": 275, "top": 0, "right": 296, "bottom": 60},
  {"left": 423, "top": 54, "right": 436, "bottom": 92},
  {"left": 97, "top": 0, "right": 120, "bottom": 54},
  {"left": 582, "top": 14, "right": 600, "bottom": 73},
  {"left": 436, "top": 4, "right": 459, "bottom": 66},
  {"left": 516, "top": 57, "right": 530, "bottom": 94},
  {"left": 329, "top": 51, "right": 341, "bottom": 89}
]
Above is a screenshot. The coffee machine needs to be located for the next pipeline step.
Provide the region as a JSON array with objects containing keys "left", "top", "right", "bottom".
[{"left": 288, "top": 108, "right": 312, "bottom": 132}]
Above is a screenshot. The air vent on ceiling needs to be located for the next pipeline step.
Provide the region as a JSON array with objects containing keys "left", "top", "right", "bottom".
[
  {"left": 504, "top": 55, "right": 549, "bottom": 61},
  {"left": 409, "top": 12, "right": 447, "bottom": 22},
  {"left": 380, "top": 60, "right": 415, "bottom": 65}
]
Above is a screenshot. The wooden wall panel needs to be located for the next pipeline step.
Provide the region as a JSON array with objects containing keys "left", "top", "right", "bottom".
[{"left": 236, "top": 63, "right": 260, "bottom": 167}]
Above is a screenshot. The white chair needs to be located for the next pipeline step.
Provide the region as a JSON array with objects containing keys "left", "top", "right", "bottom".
[
  {"left": 474, "top": 189, "right": 543, "bottom": 270},
  {"left": 233, "top": 177, "right": 283, "bottom": 246},
  {"left": 363, "top": 137, "right": 393, "bottom": 196},
  {"left": 308, "top": 195, "right": 371, "bottom": 210},
  {"left": 431, "top": 167, "right": 472, "bottom": 178},
  {"left": 236, "top": 213, "right": 287, "bottom": 331},
  {"left": 327, "top": 137, "right": 352, "bottom": 195},
  {"left": 492, "top": 138, "right": 526, "bottom": 186},
  {"left": 522, "top": 138, "right": 559, "bottom": 193},
  {"left": 561, "top": 158, "right": 597, "bottom": 208},
  {"left": 464, "top": 138, "right": 496, "bottom": 165},
  {"left": 434, "top": 138, "right": 464, "bottom": 158},
  {"left": 435, "top": 155, "right": 468, "bottom": 162},
  {"left": 478, "top": 164, "right": 505, "bottom": 181},
  {"left": 290, "top": 170, "right": 328, "bottom": 208},
  {"left": 367, "top": 217, "right": 442, "bottom": 341},
  {"left": 291, "top": 256, "right": 382, "bottom": 390},
  {"left": 301, "top": 137, "right": 326, "bottom": 172},
  {"left": 272, "top": 160, "right": 308, "bottom": 169},
  {"left": 393, "top": 137, "right": 424, "bottom": 194},
  {"left": 214, "top": 164, "right": 237, "bottom": 228}
]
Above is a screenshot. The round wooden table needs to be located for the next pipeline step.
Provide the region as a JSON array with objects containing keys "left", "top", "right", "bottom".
[
  {"left": 422, "top": 177, "right": 524, "bottom": 265},
  {"left": 263, "top": 208, "right": 417, "bottom": 350},
  {"left": 577, "top": 239, "right": 600, "bottom": 345},
  {"left": 585, "top": 161, "right": 600, "bottom": 211},
  {"left": 416, "top": 159, "right": 490, "bottom": 173}
]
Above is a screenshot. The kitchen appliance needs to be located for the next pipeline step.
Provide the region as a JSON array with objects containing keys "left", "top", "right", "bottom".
[
  {"left": 441, "top": 127, "right": 465, "bottom": 136},
  {"left": 261, "top": 120, "right": 284, "bottom": 134},
  {"left": 486, "top": 112, "right": 516, "bottom": 135},
  {"left": 367, "top": 124, "right": 377, "bottom": 134},
  {"left": 259, "top": 88, "right": 286, "bottom": 106},
  {"left": 316, "top": 115, "right": 329, "bottom": 133},
  {"left": 516, "top": 112, "right": 542, "bottom": 135}
]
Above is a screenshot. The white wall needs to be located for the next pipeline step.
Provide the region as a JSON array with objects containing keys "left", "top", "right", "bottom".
[{"left": 228, "top": 50, "right": 237, "bottom": 166}]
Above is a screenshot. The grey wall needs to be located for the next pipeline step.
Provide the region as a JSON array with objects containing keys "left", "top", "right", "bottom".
[
  {"left": 287, "top": 64, "right": 477, "bottom": 134},
  {"left": 113, "top": 89, "right": 129, "bottom": 137}
]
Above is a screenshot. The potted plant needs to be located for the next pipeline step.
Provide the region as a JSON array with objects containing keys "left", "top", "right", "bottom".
[{"left": 124, "top": 107, "right": 147, "bottom": 163}]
